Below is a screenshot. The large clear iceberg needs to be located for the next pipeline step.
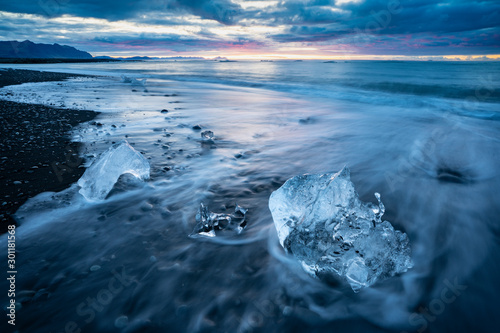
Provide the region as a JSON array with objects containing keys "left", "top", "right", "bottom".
[
  {"left": 269, "top": 167, "right": 413, "bottom": 292},
  {"left": 78, "top": 140, "right": 150, "bottom": 201}
]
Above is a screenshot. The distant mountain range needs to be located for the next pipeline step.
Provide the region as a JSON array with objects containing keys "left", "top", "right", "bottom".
[
  {"left": 0, "top": 40, "right": 92, "bottom": 59},
  {"left": 94, "top": 55, "right": 206, "bottom": 60},
  {"left": 0, "top": 40, "right": 216, "bottom": 61}
]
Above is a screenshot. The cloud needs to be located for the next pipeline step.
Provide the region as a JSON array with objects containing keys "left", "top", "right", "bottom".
[
  {"left": 0, "top": 0, "right": 499, "bottom": 56},
  {"left": 166, "top": 0, "right": 242, "bottom": 24},
  {"left": 262, "top": 0, "right": 500, "bottom": 41},
  {"left": 0, "top": 0, "right": 242, "bottom": 24}
]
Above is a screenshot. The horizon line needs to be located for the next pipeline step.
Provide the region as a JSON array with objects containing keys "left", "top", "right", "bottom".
[{"left": 93, "top": 53, "right": 500, "bottom": 61}]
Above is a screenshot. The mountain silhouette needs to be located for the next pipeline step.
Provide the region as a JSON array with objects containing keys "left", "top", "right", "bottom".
[{"left": 0, "top": 40, "right": 92, "bottom": 59}]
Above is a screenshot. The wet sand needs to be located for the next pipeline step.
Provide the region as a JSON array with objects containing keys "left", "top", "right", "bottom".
[{"left": 0, "top": 69, "right": 98, "bottom": 231}]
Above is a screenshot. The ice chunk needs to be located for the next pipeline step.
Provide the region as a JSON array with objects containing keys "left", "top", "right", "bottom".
[
  {"left": 269, "top": 166, "right": 413, "bottom": 292},
  {"left": 200, "top": 130, "right": 215, "bottom": 143},
  {"left": 78, "top": 141, "right": 150, "bottom": 201},
  {"left": 120, "top": 75, "right": 132, "bottom": 83},
  {"left": 191, "top": 203, "right": 247, "bottom": 237},
  {"left": 120, "top": 74, "right": 147, "bottom": 87}
]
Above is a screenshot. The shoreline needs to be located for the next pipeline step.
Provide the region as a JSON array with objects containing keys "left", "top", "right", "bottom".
[{"left": 0, "top": 69, "right": 99, "bottom": 232}]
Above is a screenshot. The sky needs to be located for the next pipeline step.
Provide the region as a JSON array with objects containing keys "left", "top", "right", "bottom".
[{"left": 0, "top": 0, "right": 499, "bottom": 59}]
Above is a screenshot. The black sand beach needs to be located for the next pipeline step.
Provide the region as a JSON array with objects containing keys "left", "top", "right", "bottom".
[{"left": 0, "top": 69, "right": 98, "bottom": 231}]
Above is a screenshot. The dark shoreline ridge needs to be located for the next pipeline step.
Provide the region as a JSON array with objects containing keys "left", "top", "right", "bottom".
[{"left": 0, "top": 69, "right": 99, "bottom": 231}]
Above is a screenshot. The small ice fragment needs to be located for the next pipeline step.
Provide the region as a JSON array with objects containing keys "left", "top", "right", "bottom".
[
  {"left": 120, "top": 74, "right": 146, "bottom": 87},
  {"left": 78, "top": 140, "right": 150, "bottom": 201},
  {"left": 298, "top": 117, "right": 314, "bottom": 124},
  {"left": 121, "top": 75, "right": 147, "bottom": 91},
  {"left": 120, "top": 75, "right": 132, "bottom": 83},
  {"left": 269, "top": 166, "right": 413, "bottom": 292},
  {"left": 201, "top": 130, "right": 214, "bottom": 142},
  {"left": 192, "top": 203, "right": 248, "bottom": 237},
  {"left": 198, "top": 230, "right": 216, "bottom": 238},
  {"left": 90, "top": 265, "right": 101, "bottom": 272}
]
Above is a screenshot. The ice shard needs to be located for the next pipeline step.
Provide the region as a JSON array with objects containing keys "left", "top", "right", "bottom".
[
  {"left": 192, "top": 203, "right": 247, "bottom": 237},
  {"left": 120, "top": 74, "right": 147, "bottom": 87},
  {"left": 201, "top": 130, "right": 215, "bottom": 143},
  {"left": 269, "top": 167, "right": 413, "bottom": 292},
  {"left": 78, "top": 140, "right": 150, "bottom": 201}
]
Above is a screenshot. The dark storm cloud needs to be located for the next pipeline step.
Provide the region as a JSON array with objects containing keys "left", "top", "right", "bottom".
[
  {"left": 0, "top": 0, "right": 499, "bottom": 55},
  {"left": 262, "top": 0, "right": 500, "bottom": 42},
  {"left": 249, "top": 0, "right": 349, "bottom": 25},
  {"left": 0, "top": 0, "right": 242, "bottom": 24},
  {"left": 1, "top": 0, "right": 499, "bottom": 34},
  {"left": 167, "top": 0, "right": 242, "bottom": 24}
]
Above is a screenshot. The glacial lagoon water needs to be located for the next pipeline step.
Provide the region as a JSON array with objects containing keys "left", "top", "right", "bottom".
[{"left": 1, "top": 60, "right": 500, "bottom": 332}]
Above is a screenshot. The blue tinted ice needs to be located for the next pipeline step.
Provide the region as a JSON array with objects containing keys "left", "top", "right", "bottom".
[
  {"left": 192, "top": 203, "right": 248, "bottom": 237},
  {"left": 269, "top": 167, "right": 413, "bottom": 292},
  {"left": 78, "top": 140, "right": 150, "bottom": 201},
  {"left": 201, "top": 130, "right": 215, "bottom": 143}
]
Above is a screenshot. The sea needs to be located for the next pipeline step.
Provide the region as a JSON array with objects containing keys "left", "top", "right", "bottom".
[{"left": 0, "top": 60, "right": 499, "bottom": 333}]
